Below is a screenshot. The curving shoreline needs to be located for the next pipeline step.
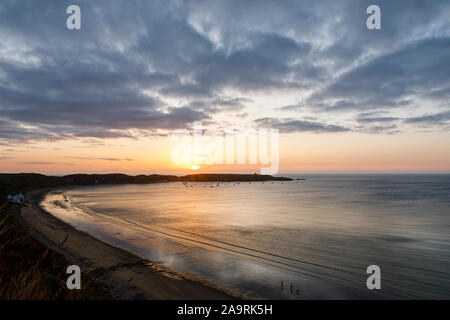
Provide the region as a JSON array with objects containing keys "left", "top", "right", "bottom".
[{"left": 18, "top": 188, "right": 239, "bottom": 300}]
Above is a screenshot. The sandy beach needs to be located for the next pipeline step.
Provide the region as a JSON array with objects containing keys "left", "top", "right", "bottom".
[{"left": 17, "top": 189, "right": 236, "bottom": 300}]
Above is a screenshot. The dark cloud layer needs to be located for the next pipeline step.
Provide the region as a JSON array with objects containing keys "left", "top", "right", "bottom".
[
  {"left": 0, "top": 0, "right": 449, "bottom": 142},
  {"left": 308, "top": 38, "right": 450, "bottom": 112},
  {"left": 72, "top": 157, "right": 134, "bottom": 162},
  {"left": 254, "top": 117, "right": 350, "bottom": 133},
  {"left": 19, "top": 161, "right": 75, "bottom": 166},
  {"left": 405, "top": 110, "right": 450, "bottom": 125}
]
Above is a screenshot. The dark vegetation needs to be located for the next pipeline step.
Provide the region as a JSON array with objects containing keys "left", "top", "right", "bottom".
[{"left": 0, "top": 203, "right": 111, "bottom": 299}]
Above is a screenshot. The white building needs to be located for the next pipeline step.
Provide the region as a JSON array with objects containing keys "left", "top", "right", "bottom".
[{"left": 10, "top": 193, "right": 25, "bottom": 204}]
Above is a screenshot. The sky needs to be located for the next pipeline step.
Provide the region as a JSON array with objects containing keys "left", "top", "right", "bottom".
[{"left": 0, "top": 0, "right": 449, "bottom": 175}]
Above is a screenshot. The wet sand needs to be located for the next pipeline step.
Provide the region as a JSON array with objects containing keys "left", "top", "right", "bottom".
[{"left": 17, "top": 189, "right": 236, "bottom": 300}]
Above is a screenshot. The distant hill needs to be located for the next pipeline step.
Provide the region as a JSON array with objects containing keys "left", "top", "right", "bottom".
[
  {"left": 0, "top": 173, "right": 293, "bottom": 197},
  {"left": 0, "top": 173, "right": 62, "bottom": 196},
  {"left": 61, "top": 173, "right": 179, "bottom": 185}
]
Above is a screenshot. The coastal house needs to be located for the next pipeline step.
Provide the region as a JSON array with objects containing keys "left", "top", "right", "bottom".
[{"left": 7, "top": 193, "right": 25, "bottom": 204}]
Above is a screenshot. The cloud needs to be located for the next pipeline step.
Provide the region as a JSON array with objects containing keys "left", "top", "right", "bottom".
[
  {"left": 72, "top": 157, "right": 134, "bottom": 162},
  {"left": 277, "top": 104, "right": 304, "bottom": 112},
  {"left": 0, "top": 118, "right": 61, "bottom": 142},
  {"left": 236, "top": 113, "right": 248, "bottom": 119},
  {"left": 186, "top": 97, "right": 252, "bottom": 114},
  {"left": 404, "top": 110, "right": 450, "bottom": 125},
  {"left": 356, "top": 124, "right": 400, "bottom": 135},
  {"left": 254, "top": 117, "right": 350, "bottom": 133},
  {"left": 19, "top": 162, "right": 75, "bottom": 166},
  {"left": 357, "top": 112, "right": 400, "bottom": 123}
]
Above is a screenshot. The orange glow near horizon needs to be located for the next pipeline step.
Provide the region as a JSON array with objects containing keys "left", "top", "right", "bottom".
[{"left": 1, "top": 130, "right": 450, "bottom": 175}]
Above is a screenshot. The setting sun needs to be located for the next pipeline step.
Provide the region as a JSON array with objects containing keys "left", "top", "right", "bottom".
[{"left": 190, "top": 165, "right": 200, "bottom": 170}]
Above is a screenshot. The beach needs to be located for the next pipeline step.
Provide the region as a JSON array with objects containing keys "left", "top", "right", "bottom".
[{"left": 18, "top": 189, "right": 236, "bottom": 300}]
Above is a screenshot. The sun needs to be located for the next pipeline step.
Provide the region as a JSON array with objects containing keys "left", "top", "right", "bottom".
[{"left": 190, "top": 164, "right": 200, "bottom": 170}]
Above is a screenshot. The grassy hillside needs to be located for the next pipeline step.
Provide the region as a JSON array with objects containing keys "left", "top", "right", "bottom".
[{"left": 0, "top": 203, "right": 111, "bottom": 299}]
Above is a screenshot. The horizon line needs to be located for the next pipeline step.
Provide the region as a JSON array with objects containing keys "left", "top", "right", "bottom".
[{"left": 1, "top": 171, "right": 450, "bottom": 177}]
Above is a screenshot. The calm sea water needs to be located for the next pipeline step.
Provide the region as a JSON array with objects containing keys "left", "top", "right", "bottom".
[{"left": 42, "top": 174, "right": 450, "bottom": 299}]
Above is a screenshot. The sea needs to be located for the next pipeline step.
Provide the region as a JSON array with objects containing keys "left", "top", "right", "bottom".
[{"left": 41, "top": 174, "right": 450, "bottom": 299}]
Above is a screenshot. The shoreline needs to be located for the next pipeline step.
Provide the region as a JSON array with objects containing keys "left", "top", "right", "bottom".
[{"left": 17, "top": 188, "right": 239, "bottom": 300}]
